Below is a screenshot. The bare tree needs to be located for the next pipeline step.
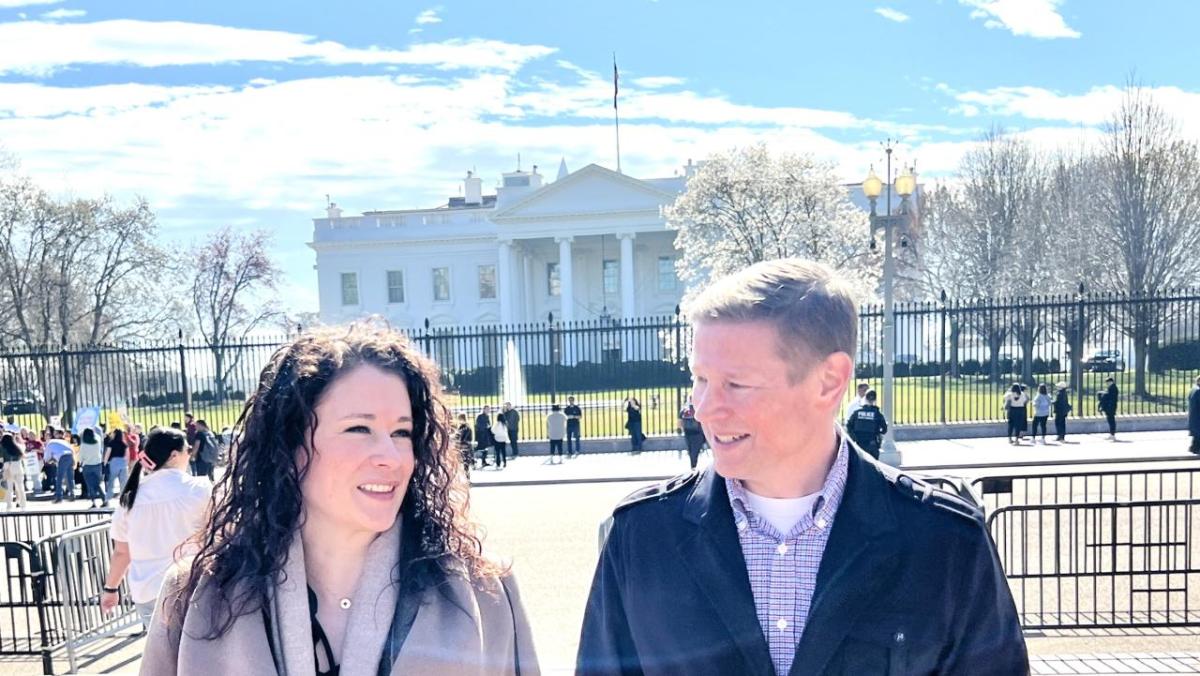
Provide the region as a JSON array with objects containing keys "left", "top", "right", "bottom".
[
  {"left": 1095, "top": 82, "right": 1200, "bottom": 395},
  {"left": 188, "top": 226, "right": 282, "bottom": 402}
]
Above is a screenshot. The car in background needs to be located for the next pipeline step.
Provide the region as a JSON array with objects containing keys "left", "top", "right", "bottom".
[
  {"left": 2, "top": 389, "right": 43, "bottom": 415},
  {"left": 1084, "top": 349, "right": 1126, "bottom": 372}
]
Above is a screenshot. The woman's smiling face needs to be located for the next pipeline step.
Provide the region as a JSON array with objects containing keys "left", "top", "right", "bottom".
[{"left": 300, "top": 364, "right": 417, "bottom": 539}]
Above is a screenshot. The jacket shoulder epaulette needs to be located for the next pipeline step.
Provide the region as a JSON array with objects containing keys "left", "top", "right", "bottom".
[
  {"left": 883, "top": 467, "right": 985, "bottom": 526},
  {"left": 613, "top": 471, "right": 700, "bottom": 515}
]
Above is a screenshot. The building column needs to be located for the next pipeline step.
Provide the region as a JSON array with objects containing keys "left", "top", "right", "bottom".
[
  {"left": 556, "top": 236, "right": 575, "bottom": 324},
  {"left": 498, "top": 238, "right": 513, "bottom": 324},
  {"left": 522, "top": 251, "right": 534, "bottom": 321},
  {"left": 618, "top": 232, "right": 636, "bottom": 318}
]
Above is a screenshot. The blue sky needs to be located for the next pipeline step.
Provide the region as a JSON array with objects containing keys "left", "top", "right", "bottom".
[{"left": 2, "top": 0, "right": 1198, "bottom": 312}]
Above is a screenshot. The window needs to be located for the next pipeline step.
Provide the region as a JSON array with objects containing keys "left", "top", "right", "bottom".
[
  {"left": 432, "top": 267, "right": 451, "bottom": 302},
  {"left": 603, "top": 259, "right": 619, "bottom": 295},
  {"left": 547, "top": 262, "right": 561, "bottom": 296},
  {"left": 657, "top": 257, "right": 677, "bottom": 292},
  {"left": 478, "top": 264, "right": 497, "bottom": 300},
  {"left": 386, "top": 270, "right": 405, "bottom": 304},
  {"left": 340, "top": 272, "right": 358, "bottom": 306}
]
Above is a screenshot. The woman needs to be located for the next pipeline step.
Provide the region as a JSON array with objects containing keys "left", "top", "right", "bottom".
[
  {"left": 454, "top": 413, "right": 473, "bottom": 474},
  {"left": 139, "top": 323, "right": 537, "bottom": 676},
  {"left": 1053, "top": 382, "right": 1072, "bottom": 441},
  {"left": 78, "top": 428, "right": 106, "bottom": 508},
  {"left": 2, "top": 432, "right": 27, "bottom": 510},
  {"left": 678, "top": 399, "right": 705, "bottom": 470},
  {"left": 491, "top": 414, "right": 510, "bottom": 469},
  {"left": 103, "top": 428, "right": 131, "bottom": 505},
  {"left": 624, "top": 396, "right": 644, "bottom": 454},
  {"left": 100, "top": 427, "right": 212, "bottom": 630},
  {"left": 1002, "top": 384, "right": 1029, "bottom": 445},
  {"left": 1031, "top": 384, "right": 1051, "bottom": 444}
]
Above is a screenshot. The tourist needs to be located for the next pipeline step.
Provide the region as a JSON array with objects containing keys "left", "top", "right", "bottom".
[
  {"left": 78, "top": 427, "right": 105, "bottom": 508},
  {"left": 138, "top": 323, "right": 536, "bottom": 675},
  {"left": 678, "top": 397, "right": 706, "bottom": 470},
  {"left": 623, "top": 396, "right": 644, "bottom": 454},
  {"left": 1053, "top": 381, "right": 1072, "bottom": 441},
  {"left": 190, "top": 419, "right": 219, "bottom": 481},
  {"left": 2, "top": 432, "right": 27, "bottom": 510},
  {"left": 46, "top": 427, "right": 75, "bottom": 503},
  {"left": 1189, "top": 375, "right": 1200, "bottom": 455},
  {"left": 454, "top": 413, "right": 474, "bottom": 473},
  {"left": 491, "top": 413, "right": 510, "bottom": 469},
  {"left": 1031, "top": 384, "right": 1051, "bottom": 444},
  {"left": 845, "top": 381, "right": 870, "bottom": 419},
  {"left": 1003, "top": 383, "right": 1029, "bottom": 444},
  {"left": 501, "top": 402, "right": 521, "bottom": 457},
  {"left": 474, "top": 405, "right": 494, "bottom": 467},
  {"left": 100, "top": 427, "right": 212, "bottom": 631},
  {"left": 103, "top": 428, "right": 131, "bottom": 506},
  {"left": 564, "top": 396, "right": 583, "bottom": 457},
  {"left": 577, "top": 259, "right": 1025, "bottom": 673},
  {"left": 546, "top": 404, "right": 567, "bottom": 463},
  {"left": 1098, "top": 377, "right": 1120, "bottom": 440}
]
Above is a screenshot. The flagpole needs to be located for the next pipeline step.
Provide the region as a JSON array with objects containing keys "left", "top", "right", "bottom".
[{"left": 613, "top": 52, "right": 622, "bottom": 174}]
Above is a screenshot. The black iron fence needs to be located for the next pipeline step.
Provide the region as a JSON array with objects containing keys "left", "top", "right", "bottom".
[{"left": 2, "top": 290, "right": 1197, "bottom": 439}]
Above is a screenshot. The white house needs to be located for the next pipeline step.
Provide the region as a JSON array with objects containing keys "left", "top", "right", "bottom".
[{"left": 310, "top": 161, "right": 696, "bottom": 329}]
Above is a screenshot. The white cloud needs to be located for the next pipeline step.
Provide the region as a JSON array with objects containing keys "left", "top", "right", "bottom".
[
  {"left": 40, "top": 7, "right": 84, "bottom": 18},
  {"left": 0, "top": 0, "right": 61, "bottom": 7},
  {"left": 631, "top": 75, "right": 685, "bottom": 89},
  {"left": 0, "top": 20, "right": 556, "bottom": 76},
  {"left": 959, "top": 0, "right": 1080, "bottom": 39},
  {"left": 415, "top": 8, "right": 442, "bottom": 25},
  {"left": 874, "top": 7, "right": 910, "bottom": 23}
]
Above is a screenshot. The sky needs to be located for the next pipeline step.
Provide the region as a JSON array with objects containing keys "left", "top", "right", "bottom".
[{"left": 2, "top": 0, "right": 1199, "bottom": 313}]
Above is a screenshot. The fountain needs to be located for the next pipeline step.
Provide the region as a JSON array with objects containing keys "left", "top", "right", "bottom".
[{"left": 500, "top": 339, "right": 528, "bottom": 405}]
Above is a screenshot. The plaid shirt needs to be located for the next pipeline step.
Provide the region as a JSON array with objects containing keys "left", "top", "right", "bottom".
[{"left": 725, "top": 438, "right": 850, "bottom": 676}]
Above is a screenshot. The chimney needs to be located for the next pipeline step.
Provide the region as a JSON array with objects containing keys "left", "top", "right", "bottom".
[
  {"left": 464, "top": 170, "right": 483, "bottom": 205},
  {"left": 684, "top": 159, "right": 697, "bottom": 178},
  {"left": 326, "top": 202, "right": 343, "bottom": 219}
]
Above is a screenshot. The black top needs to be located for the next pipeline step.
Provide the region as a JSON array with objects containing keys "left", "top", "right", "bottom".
[
  {"left": 106, "top": 437, "right": 127, "bottom": 459},
  {"left": 564, "top": 404, "right": 583, "bottom": 427}
]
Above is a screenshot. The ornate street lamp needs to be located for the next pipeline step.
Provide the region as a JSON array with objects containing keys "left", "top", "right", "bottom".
[{"left": 861, "top": 142, "right": 915, "bottom": 467}]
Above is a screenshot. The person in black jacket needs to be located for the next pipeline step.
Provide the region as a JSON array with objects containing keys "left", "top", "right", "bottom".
[
  {"left": 1052, "top": 381, "right": 1072, "bottom": 441},
  {"left": 500, "top": 402, "right": 521, "bottom": 457},
  {"left": 1188, "top": 375, "right": 1200, "bottom": 455},
  {"left": 1098, "top": 377, "right": 1119, "bottom": 440},
  {"left": 474, "top": 405, "right": 494, "bottom": 467},
  {"left": 845, "top": 389, "right": 887, "bottom": 459},
  {"left": 577, "top": 258, "right": 1027, "bottom": 675}
]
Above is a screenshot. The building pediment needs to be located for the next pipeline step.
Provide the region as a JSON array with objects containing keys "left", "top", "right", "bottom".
[{"left": 491, "top": 163, "right": 678, "bottom": 223}]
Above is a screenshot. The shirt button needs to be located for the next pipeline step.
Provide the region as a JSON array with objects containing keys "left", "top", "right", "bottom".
[
  {"left": 776, "top": 619, "right": 788, "bottom": 630},
  {"left": 737, "top": 520, "right": 748, "bottom": 532},
  {"left": 776, "top": 543, "right": 788, "bottom": 555},
  {"left": 816, "top": 517, "right": 827, "bottom": 529}
]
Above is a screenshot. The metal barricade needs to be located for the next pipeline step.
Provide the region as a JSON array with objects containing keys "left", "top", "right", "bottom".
[
  {"left": 988, "top": 498, "right": 1200, "bottom": 630},
  {"left": 972, "top": 466, "right": 1200, "bottom": 513},
  {"left": 0, "top": 540, "right": 52, "bottom": 662},
  {"left": 0, "top": 509, "right": 112, "bottom": 546}
]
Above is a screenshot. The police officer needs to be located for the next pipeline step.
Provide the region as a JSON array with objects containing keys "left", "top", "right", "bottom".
[{"left": 845, "top": 388, "right": 887, "bottom": 459}]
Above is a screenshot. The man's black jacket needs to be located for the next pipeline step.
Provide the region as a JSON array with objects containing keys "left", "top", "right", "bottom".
[{"left": 576, "top": 446, "right": 1028, "bottom": 675}]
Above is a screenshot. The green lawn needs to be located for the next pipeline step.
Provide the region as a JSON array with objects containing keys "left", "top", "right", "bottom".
[{"left": 7, "top": 368, "right": 1193, "bottom": 441}]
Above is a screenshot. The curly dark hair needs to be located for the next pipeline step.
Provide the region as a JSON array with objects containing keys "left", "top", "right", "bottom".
[{"left": 179, "top": 322, "right": 497, "bottom": 637}]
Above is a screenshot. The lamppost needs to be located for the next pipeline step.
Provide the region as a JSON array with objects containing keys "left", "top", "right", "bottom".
[{"left": 861, "top": 142, "right": 916, "bottom": 467}]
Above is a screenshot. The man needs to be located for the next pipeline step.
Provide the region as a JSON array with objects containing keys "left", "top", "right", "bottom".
[
  {"left": 1098, "top": 377, "right": 1119, "bottom": 441},
  {"left": 474, "top": 405, "right": 494, "bottom": 467},
  {"left": 547, "top": 404, "right": 567, "bottom": 463},
  {"left": 564, "top": 396, "right": 583, "bottom": 457},
  {"left": 45, "top": 427, "right": 75, "bottom": 503},
  {"left": 1188, "top": 375, "right": 1200, "bottom": 455},
  {"left": 577, "top": 259, "right": 1026, "bottom": 675},
  {"left": 501, "top": 402, "right": 521, "bottom": 457},
  {"left": 190, "top": 419, "right": 219, "bottom": 480},
  {"left": 184, "top": 413, "right": 198, "bottom": 474},
  {"left": 844, "top": 381, "right": 870, "bottom": 420},
  {"left": 845, "top": 389, "right": 887, "bottom": 460},
  {"left": 678, "top": 397, "right": 706, "bottom": 471}
]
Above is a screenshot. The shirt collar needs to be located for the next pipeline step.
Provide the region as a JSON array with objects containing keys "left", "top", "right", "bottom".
[{"left": 726, "top": 433, "right": 850, "bottom": 537}]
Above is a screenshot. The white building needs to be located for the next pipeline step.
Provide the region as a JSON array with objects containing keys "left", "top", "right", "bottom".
[{"left": 310, "top": 161, "right": 692, "bottom": 328}]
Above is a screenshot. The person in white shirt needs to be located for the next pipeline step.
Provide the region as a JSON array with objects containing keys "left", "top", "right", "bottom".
[
  {"left": 44, "top": 428, "right": 76, "bottom": 503},
  {"left": 100, "top": 427, "right": 212, "bottom": 630},
  {"left": 491, "top": 416, "right": 510, "bottom": 469},
  {"left": 844, "top": 381, "right": 871, "bottom": 422}
]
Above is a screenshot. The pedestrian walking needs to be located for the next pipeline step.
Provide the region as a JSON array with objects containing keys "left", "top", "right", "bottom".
[
  {"left": 2, "top": 432, "right": 27, "bottom": 510},
  {"left": 474, "top": 405, "right": 494, "bottom": 467},
  {"left": 100, "top": 427, "right": 212, "bottom": 632},
  {"left": 547, "top": 404, "right": 567, "bottom": 463},
  {"left": 623, "top": 396, "right": 644, "bottom": 454},
  {"left": 1053, "top": 381, "right": 1072, "bottom": 441},
  {"left": 46, "top": 427, "right": 75, "bottom": 503},
  {"left": 564, "top": 396, "right": 583, "bottom": 457},
  {"left": 103, "top": 428, "right": 131, "bottom": 506},
  {"left": 491, "top": 415, "right": 509, "bottom": 468},
  {"left": 501, "top": 402, "right": 521, "bottom": 457},
  {"left": 678, "top": 398, "right": 706, "bottom": 470},
  {"left": 1098, "top": 377, "right": 1120, "bottom": 440},
  {"left": 846, "top": 389, "right": 888, "bottom": 459},
  {"left": 1187, "top": 375, "right": 1200, "bottom": 455},
  {"left": 189, "top": 420, "right": 219, "bottom": 480},
  {"left": 1003, "top": 383, "right": 1029, "bottom": 444},
  {"left": 1032, "top": 384, "right": 1051, "bottom": 444},
  {"left": 78, "top": 427, "right": 105, "bottom": 508}
]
